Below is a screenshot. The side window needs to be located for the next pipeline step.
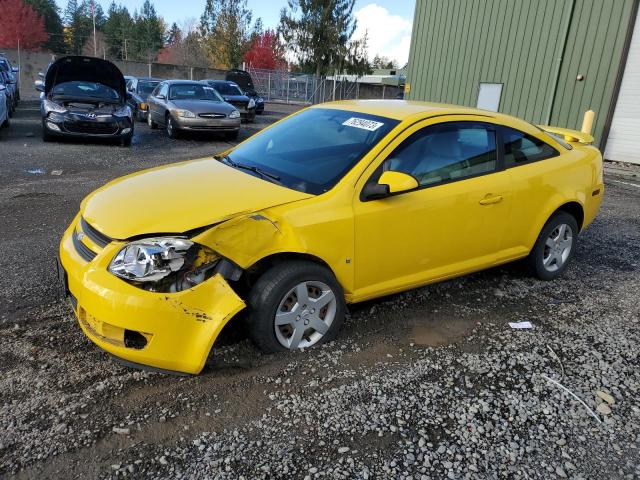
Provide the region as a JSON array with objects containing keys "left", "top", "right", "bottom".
[
  {"left": 383, "top": 122, "right": 497, "bottom": 186},
  {"left": 126, "top": 80, "right": 133, "bottom": 91},
  {"left": 503, "top": 127, "right": 558, "bottom": 165},
  {"left": 159, "top": 83, "right": 169, "bottom": 98}
]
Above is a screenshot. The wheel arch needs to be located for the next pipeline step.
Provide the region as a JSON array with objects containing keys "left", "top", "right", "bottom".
[
  {"left": 246, "top": 252, "right": 335, "bottom": 282},
  {"left": 552, "top": 201, "right": 585, "bottom": 231}
]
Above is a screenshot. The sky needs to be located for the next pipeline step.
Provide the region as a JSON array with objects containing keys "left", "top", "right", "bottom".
[{"left": 53, "top": 0, "right": 415, "bottom": 66}]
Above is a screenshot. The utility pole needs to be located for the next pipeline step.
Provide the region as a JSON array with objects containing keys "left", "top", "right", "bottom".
[{"left": 91, "top": 0, "right": 97, "bottom": 57}]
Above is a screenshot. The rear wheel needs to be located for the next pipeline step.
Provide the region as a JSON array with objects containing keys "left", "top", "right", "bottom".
[
  {"left": 526, "top": 212, "right": 578, "bottom": 281},
  {"left": 247, "top": 261, "right": 346, "bottom": 353}
]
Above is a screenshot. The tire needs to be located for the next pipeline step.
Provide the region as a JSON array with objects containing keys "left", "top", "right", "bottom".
[
  {"left": 247, "top": 261, "right": 346, "bottom": 353},
  {"left": 225, "top": 130, "right": 239, "bottom": 140},
  {"left": 41, "top": 120, "right": 53, "bottom": 141},
  {"left": 148, "top": 113, "right": 157, "bottom": 129},
  {"left": 166, "top": 114, "right": 179, "bottom": 139},
  {"left": 526, "top": 211, "right": 579, "bottom": 281},
  {"left": 120, "top": 134, "right": 133, "bottom": 146}
]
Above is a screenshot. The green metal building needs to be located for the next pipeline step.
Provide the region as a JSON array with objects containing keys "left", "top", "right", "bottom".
[{"left": 405, "top": 0, "right": 640, "bottom": 163}]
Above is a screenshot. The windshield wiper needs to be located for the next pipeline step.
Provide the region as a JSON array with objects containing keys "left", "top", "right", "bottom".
[{"left": 216, "top": 155, "right": 282, "bottom": 184}]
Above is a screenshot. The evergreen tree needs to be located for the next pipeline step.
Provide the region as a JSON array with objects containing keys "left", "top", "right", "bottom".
[
  {"left": 103, "top": 2, "right": 134, "bottom": 59},
  {"left": 130, "top": 0, "right": 164, "bottom": 61},
  {"left": 279, "top": 0, "right": 371, "bottom": 77},
  {"left": 166, "top": 22, "right": 182, "bottom": 45}
]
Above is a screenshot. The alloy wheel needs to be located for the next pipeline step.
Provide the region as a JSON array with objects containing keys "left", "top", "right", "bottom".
[
  {"left": 274, "top": 281, "right": 337, "bottom": 350},
  {"left": 542, "top": 223, "right": 573, "bottom": 272}
]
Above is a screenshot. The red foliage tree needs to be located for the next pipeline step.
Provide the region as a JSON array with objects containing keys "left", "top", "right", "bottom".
[
  {"left": 243, "top": 30, "right": 286, "bottom": 70},
  {"left": 0, "top": 0, "right": 49, "bottom": 50}
]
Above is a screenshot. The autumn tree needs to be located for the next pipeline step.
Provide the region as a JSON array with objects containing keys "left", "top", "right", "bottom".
[
  {"left": 243, "top": 30, "right": 285, "bottom": 70},
  {"left": 279, "top": 0, "right": 370, "bottom": 77},
  {"left": 0, "top": 0, "right": 49, "bottom": 50},
  {"left": 24, "top": 0, "right": 65, "bottom": 52},
  {"left": 200, "top": 0, "right": 258, "bottom": 69}
]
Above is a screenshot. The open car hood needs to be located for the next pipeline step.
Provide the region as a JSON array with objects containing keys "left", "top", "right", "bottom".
[
  {"left": 45, "top": 56, "right": 126, "bottom": 98},
  {"left": 81, "top": 157, "right": 312, "bottom": 240}
]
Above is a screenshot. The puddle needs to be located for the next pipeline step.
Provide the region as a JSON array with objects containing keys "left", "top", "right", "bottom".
[{"left": 408, "top": 313, "right": 477, "bottom": 347}]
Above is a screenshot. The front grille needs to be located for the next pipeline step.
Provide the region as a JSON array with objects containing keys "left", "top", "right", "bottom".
[
  {"left": 80, "top": 217, "right": 111, "bottom": 248},
  {"left": 64, "top": 121, "right": 119, "bottom": 135},
  {"left": 72, "top": 230, "right": 97, "bottom": 262},
  {"left": 198, "top": 113, "right": 226, "bottom": 119}
]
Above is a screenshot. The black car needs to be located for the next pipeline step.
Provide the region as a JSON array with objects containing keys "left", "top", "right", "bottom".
[
  {"left": 126, "top": 77, "right": 161, "bottom": 121},
  {"left": 202, "top": 80, "right": 256, "bottom": 121},
  {"left": 37, "top": 56, "right": 134, "bottom": 145},
  {"left": 225, "top": 69, "right": 265, "bottom": 114}
]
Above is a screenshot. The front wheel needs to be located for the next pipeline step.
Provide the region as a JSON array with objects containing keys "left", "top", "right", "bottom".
[
  {"left": 166, "top": 115, "right": 179, "bottom": 139},
  {"left": 526, "top": 212, "right": 578, "bottom": 281},
  {"left": 247, "top": 261, "right": 346, "bottom": 353}
]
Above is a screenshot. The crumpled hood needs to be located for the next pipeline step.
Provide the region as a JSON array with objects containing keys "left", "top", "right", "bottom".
[{"left": 81, "top": 158, "right": 311, "bottom": 239}]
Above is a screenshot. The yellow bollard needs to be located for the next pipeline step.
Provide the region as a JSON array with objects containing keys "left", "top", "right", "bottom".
[{"left": 581, "top": 110, "right": 595, "bottom": 135}]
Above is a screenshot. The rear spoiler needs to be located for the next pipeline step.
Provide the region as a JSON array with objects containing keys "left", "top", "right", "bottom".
[{"left": 538, "top": 125, "right": 594, "bottom": 145}]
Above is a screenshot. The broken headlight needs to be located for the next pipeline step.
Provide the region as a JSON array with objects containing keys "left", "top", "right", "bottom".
[{"left": 108, "top": 237, "right": 219, "bottom": 292}]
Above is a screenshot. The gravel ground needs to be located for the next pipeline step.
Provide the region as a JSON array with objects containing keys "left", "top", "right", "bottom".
[{"left": 1, "top": 102, "right": 639, "bottom": 479}]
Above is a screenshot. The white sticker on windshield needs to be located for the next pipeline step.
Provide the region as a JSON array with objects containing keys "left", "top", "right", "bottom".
[{"left": 342, "top": 117, "right": 384, "bottom": 131}]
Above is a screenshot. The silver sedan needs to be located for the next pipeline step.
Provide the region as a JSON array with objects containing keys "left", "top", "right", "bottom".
[{"left": 147, "top": 80, "right": 241, "bottom": 139}]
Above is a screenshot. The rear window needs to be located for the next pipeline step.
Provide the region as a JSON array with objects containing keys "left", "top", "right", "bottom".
[{"left": 502, "top": 127, "right": 559, "bottom": 165}]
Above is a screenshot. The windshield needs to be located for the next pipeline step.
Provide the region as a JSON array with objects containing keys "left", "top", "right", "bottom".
[
  {"left": 213, "top": 83, "right": 243, "bottom": 96},
  {"left": 51, "top": 81, "right": 120, "bottom": 100},
  {"left": 169, "top": 84, "right": 222, "bottom": 101},
  {"left": 137, "top": 81, "right": 159, "bottom": 96},
  {"left": 227, "top": 108, "right": 399, "bottom": 194}
]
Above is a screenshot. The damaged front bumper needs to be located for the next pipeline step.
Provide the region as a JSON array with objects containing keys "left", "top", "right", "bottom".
[{"left": 59, "top": 217, "right": 246, "bottom": 374}]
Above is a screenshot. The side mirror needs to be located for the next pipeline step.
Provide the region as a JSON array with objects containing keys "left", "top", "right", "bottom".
[
  {"left": 34, "top": 80, "right": 44, "bottom": 92},
  {"left": 362, "top": 170, "right": 419, "bottom": 200}
]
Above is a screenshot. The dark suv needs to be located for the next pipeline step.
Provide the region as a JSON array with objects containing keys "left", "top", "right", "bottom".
[
  {"left": 225, "top": 69, "right": 265, "bottom": 114},
  {"left": 202, "top": 80, "right": 256, "bottom": 122}
]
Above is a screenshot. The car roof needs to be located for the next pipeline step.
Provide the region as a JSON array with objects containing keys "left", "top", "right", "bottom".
[
  {"left": 164, "top": 80, "right": 204, "bottom": 85},
  {"left": 205, "top": 80, "right": 237, "bottom": 85},
  {"left": 135, "top": 77, "right": 162, "bottom": 81},
  {"left": 316, "top": 99, "right": 538, "bottom": 130}
]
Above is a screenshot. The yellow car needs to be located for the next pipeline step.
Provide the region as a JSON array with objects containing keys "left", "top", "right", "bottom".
[{"left": 58, "top": 100, "right": 604, "bottom": 374}]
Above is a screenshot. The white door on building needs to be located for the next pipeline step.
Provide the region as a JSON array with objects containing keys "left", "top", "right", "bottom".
[{"left": 605, "top": 8, "right": 640, "bottom": 165}]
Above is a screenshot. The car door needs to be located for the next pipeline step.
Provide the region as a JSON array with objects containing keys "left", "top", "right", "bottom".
[
  {"left": 149, "top": 82, "right": 168, "bottom": 123},
  {"left": 352, "top": 118, "right": 512, "bottom": 300}
]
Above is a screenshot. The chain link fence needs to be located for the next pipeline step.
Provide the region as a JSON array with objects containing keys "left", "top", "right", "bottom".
[{"left": 247, "top": 67, "right": 403, "bottom": 105}]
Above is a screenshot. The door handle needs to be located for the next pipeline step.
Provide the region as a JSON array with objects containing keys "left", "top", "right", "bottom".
[{"left": 479, "top": 194, "right": 503, "bottom": 205}]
